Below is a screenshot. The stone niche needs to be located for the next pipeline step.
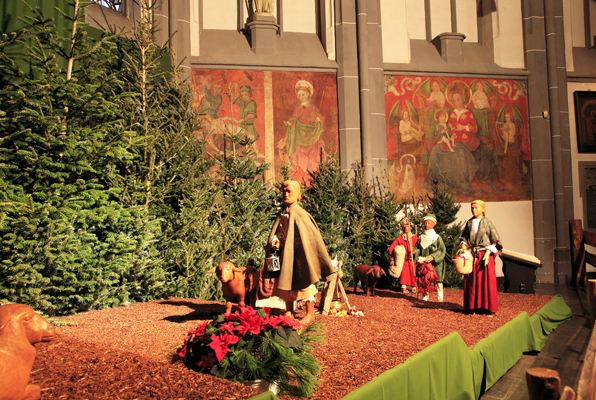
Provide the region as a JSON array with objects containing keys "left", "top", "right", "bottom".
[
  {"left": 247, "top": 13, "right": 280, "bottom": 56},
  {"left": 431, "top": 32, "right": 466, "bottom": 63}
]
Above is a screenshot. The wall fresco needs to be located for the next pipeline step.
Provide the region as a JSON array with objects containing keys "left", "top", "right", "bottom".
[
  {"left": 385, "top": 76, "right": 532, "bottom": 202},
  {"left": 191, "top": 69, "right": 339, "bottom": 184}
]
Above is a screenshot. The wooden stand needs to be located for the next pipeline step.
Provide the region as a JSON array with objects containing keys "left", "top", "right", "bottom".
[
  {"left": 526, "top": 367, "right": 561, "bottom": 400},
  {"left": 569, "top": 219, "right": 596, "bottom": 286},
  {"left": 319, "top": 270, "right": 351, "bottom": 315}
]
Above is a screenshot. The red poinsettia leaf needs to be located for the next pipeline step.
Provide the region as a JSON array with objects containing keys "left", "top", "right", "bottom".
[
  {"left": 208, "top": 334, "right": 229, "bottom": 362},
  {"left": 189, "top": 321, "right": 209, "bottom": 336},
  {"left": 196, "top": 352, "right": 217, "bottom": 368},
  {"left": 234, "top": 323, "right": 249, "bottom": 336},
  {"left": 244, "top": 316, "right": 263, "bottom": 335},
  {"left": 223, "top": 333, "right": 241, "bottom": 346},
  {"left": 220, "top": 321, "right": 234, "bottom": 334}
]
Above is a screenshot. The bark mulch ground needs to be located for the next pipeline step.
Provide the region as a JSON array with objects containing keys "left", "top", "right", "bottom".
[{"left": 30, "top": 288, "right": 553, "bottom": 399}]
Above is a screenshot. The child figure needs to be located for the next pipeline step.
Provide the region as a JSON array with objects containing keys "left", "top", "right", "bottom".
[{"left": 435, "top": 109, "right": 455, "bottom": 152}]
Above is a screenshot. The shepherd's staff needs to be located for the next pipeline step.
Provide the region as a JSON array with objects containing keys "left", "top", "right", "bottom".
[
  {"left": 407, "top": 228, "right": 419, "bottom": 300},
  {"left": 279, "top": 90, "right": 296, "bottom": 169}
]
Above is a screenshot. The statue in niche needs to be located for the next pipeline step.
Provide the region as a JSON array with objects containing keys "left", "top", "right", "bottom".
[{"left": 253, "top": 0, "right": 274, "bottom": 14}]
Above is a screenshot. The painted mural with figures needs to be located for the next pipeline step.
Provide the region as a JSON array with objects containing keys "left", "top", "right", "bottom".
[
  {"left": 385, "top": 75, "right": 532, "bottom": 202},
  {"left": 191, "top": 69, "right": 339, "bottom": 184}
]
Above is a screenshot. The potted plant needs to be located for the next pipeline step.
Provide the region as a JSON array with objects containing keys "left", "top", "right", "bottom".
[{"left": 174, "top": 306, "right": 323, "bottom": 397}]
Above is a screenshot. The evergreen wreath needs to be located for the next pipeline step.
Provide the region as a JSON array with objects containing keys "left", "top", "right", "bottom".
[{"left": 174, "top": 306, "right": 324, "bottom": 397}]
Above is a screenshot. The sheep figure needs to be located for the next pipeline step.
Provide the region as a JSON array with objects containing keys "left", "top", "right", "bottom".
[
  {"left": 0, "top": 303, "right": 56, "bottom": 400},
  {"left": 208, "top": 262, "right": 259, "bottom": 314}
]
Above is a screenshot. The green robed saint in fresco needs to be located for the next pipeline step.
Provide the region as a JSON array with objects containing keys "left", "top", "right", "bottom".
[{"left": 284, "top": 80, "right": 325, "bottom": 176}]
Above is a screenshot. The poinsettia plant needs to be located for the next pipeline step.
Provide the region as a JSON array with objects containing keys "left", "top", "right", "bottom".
[{"left": 174, "top": 306, "right": 324, "bottom": 397}]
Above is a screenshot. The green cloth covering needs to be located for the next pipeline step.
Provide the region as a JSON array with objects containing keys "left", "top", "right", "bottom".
[
  {"left": 471, "top": 294, "right": 571, "bottom": 395},
  {"left": 248, "top": 391, "right": 278, "bottom": 400},
  {"left": 247, "top": 295, "right": 571, "bottom": 400},
  {"left": 342, "top": 332, "right": 475, "bottom": 400}
]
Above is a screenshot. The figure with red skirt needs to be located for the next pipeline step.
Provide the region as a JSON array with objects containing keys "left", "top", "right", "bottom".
[
  {"left": 388, "top": 218, "right": 418, "bottom": 293},
  {"left": 461, "top": 200, "right": 502, "bottom": 314}
]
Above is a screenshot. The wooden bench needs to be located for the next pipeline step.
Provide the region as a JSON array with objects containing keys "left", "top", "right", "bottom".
[{"left": 570, "top": 219, "right": 596, "bottom": 286}]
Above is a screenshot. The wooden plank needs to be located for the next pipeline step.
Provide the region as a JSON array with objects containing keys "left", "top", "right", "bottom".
[
  {"left": 318, "top": 274, "right": 337, "bottom": 315},
  {"left": 337, "top": 280, "right": 351, "bottom": 310}
]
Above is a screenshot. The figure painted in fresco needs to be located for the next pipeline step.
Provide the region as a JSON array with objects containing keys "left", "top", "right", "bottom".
[
  {"left": 472, "top": 80, "right": 490, "bottom": 109},
  {"left": 501, "top": 113, "right": 516, "bottom": 143},
  {"left": 284, "top": 80, "right": 325, "bottom": 181},
  {"left": 233, "top": 85, "right": 259, "bottom": 141},
  {"left": 496, "top": 104, "right": 525, "bottom": 155},
  {"left": 399, "top": 109, "right": 423, "bottom": 143},
  {"left": 397, "top": 155, "right": 417, "bottom": 195},
  {"left": 202, "top": 83, "right": 223, "bottom": 119},
  {"left": 387, "top": 76, "right": 400, "bottom": 96},
  {"left": 425, "top": 80, "right": 446, "bottom": 107},
  {"left": 434, "top": 109, "right": 455, "bottom": 153},
  {"left": 423, "top": 81, "right": 502, "bottom": 195}
]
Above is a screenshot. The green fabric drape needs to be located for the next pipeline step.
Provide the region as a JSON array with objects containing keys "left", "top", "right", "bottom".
[
  {"left": 248, "top": 391, "right": 279, "bottom": 400},
  {"left": 248, "top": 295, "right": 571, "bottom": 400},
  {"left": 342, "top": 331, "right": 475, "bottom": 400}
]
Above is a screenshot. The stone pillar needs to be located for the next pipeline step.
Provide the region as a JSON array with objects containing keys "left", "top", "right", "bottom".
[
  {"left": 335, "top": 0, "right": 362, "bottom": 175},
  {"left": 364, "top": 0, "right": 389, "bottom": 179},
  {"left": 168, "top": 0, "right": 191, "bottom": 80},
  {"left": 152, "top": 0, "right": 169, "bottom": 47},
  {"left": 522, "top": 0, "right": 573, "bottom": 283},
  {"left": 523, "top": 0, "right": 557, "bottom": 281},
  {"left": 355, "top": 0, "right": 373, "bottom": 181},
  {"left": 553, "top": 0, "right": 574, "bottom": 263},
  {"left": 545, "top": 0, "right": 573, "bottom": 282}
]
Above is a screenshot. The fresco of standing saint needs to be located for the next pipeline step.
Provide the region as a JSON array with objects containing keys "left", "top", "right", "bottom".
[
  {"left": 273, "top": 72, "right": 339, "bottom": 184},
  {"left": 284, "top": 80, "right": 325, "bottom": 180}
]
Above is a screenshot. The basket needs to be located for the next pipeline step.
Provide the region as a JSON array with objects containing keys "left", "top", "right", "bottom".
[
  {"left": 453, "top": 249, "right": 473, "bottom": 275},
  {"left": 389, "top": 245, "right": 406, "bottom": 278}
]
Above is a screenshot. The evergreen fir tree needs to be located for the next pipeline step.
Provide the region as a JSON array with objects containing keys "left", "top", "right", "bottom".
[
  {"left": 302, "top": 152, "right": 351, "bottom": 279},
  {"left": 0, "top": 0, "right": 158, "bottom": 314},
  {"left": 345, "top": 161, "right": 377, "bottom": 267},
  {"left": 370, "top": 173, "right": 404, "bottom": 270},
  {"left": 210, "top": 116, "right": 277, "bottom": 272},
  {"left": 101, "top": 0, "right": 226, "bottom": 300}
]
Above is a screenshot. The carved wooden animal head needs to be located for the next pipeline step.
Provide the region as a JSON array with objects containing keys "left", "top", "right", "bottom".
[
  {"left": 0, "top": 304, "right": 55, "bottom": 345},
  {"left": 207, "top": 262, "right": 245, "bottom": 283},
  {"left": 367, "top": 266, "right": 386, "bottom": 280}
]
